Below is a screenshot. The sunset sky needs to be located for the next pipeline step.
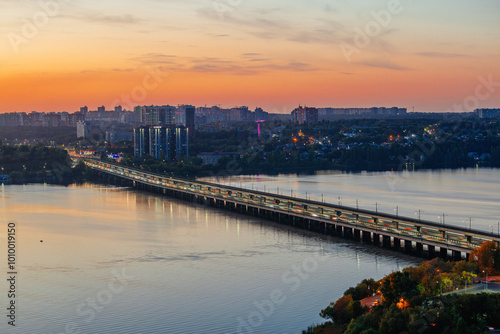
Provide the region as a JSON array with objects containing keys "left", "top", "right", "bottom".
[{"left": 1, "top": 0, "right": 499, "bottom": 113}]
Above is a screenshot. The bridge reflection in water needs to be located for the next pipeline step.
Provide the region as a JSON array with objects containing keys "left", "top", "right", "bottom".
[{"left": 84, "top": 159, "right": 500, "bottom": 260}]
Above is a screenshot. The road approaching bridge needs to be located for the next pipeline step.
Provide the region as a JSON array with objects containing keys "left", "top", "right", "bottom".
[{"left": 84, "top": 159, "right": 500, "bottom": 260}]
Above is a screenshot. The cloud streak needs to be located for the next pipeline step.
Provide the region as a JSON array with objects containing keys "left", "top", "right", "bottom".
[
  {"left": 415, "top": 52, "right": 471, "bottom": 58},
  {"left": 130, "top": 53, "right": 320, "bottom": 75},
  {"left": 357, "top": 60, "right": 413, "bottom": 71}
]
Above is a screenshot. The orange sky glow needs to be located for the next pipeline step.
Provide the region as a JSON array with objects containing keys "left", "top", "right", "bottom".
[{"left": 1, "top": 0, "right": 499, "bottom": 113}]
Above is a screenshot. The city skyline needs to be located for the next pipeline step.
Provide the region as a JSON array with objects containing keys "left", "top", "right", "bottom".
[{"left": 1, "top": 0, "right": 499, "bottom": 113}]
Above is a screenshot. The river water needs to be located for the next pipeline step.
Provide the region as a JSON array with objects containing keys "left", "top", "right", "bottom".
[{"left": 0, "top": 168, "right": 497, "bottom": 333}]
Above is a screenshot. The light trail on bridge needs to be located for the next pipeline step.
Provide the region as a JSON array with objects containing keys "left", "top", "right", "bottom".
[{"left": 84, "top": 159, "right": 500, "bottom": 259}]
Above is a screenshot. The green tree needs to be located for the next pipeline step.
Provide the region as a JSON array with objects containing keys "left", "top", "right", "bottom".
[
  {"left": 378, "top": 305, "right": 410, "bottom": 334},
  {"left": 344, "top": 278, "right": 379, "bottom": 301},
  {"left": 320, "top": 295, "right": 367, "bottom": 325},
  {"left": 379, "top": 271, "right": 423, "bottom": 305}
]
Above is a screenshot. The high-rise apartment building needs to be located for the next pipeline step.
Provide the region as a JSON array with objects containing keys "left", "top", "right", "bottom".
[
  {"left": 291, "top": 106, "right": 318, "bottom": 124},
  {"left": 134, "top": 125, "right": 189, "bottom": 161},
  {"left": 176, "top": 105, "right": 195, "bottom": 137},
  {"left": 137, "top": 105, "right": 176, "bottom": 126},
  {"left": 133, "top": 126, "right": 150, "bottom": 157},
  {"left": 76, "top": 121, "right": 91, "bottom": 139},
  {"left": 149, "top": 126, "right": 176, "bottom": 160},
  {"left": 175, "top": 127, "right": 189, "bottom": 160}
]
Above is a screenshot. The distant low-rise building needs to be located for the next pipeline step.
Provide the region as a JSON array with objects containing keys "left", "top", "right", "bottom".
[
  {"left": 105, "top": 130, "right": 133, "bottom": 144},
  {"left": 318, "top": 107, "right": 407, "bottom": 120},
  {"left": 475, "top": 108, "right": 500, "bottom": 119}
]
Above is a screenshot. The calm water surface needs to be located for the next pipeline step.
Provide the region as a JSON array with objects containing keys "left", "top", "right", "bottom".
[{"left": 0, "top": 182, "right": 418, "bottom": 334}]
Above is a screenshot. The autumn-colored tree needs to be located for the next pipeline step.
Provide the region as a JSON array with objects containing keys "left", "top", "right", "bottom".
[
  {"left": 320, "top": 295, "right": 367, "bottom": 325},
  {"left": 469, "top": 241, "right": 500, "bottom": 274},
  {"left": 452, "top": 260, "right": 478, "bottom": 274}
]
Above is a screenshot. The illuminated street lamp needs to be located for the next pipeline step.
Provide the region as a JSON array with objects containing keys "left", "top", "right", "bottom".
[{"left": 483, "top": 270, "right": 489, "bottom": 290}]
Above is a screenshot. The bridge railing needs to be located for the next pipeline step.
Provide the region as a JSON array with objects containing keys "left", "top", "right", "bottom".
[{"left": 84, "top": 158, "right": 500, "bottom": 250}]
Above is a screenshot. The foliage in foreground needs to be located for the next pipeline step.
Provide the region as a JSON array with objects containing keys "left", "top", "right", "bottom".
[{"left": 306, "top": 241, "right": 500, "bottom": 333}]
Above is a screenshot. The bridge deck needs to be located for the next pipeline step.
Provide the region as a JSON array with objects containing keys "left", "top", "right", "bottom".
[{"left": 84, "top": 159, "right": 500, "bottom": 254}]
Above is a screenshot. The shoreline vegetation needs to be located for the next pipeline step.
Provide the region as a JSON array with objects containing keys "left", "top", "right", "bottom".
[
  {"left": 303, "top": 241, "right": 500, "bottom": 334},
  {"left": 0, "top": 144, "right": 93, "bottom": 185},
  {"left": 2, "top": 143, "right": 499, "bottom": 186}
]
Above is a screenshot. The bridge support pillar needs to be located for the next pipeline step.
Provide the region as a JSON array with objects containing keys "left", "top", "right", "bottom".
[
  {"left": 344, "top": 227, "right": 353, "bottom": 239},
  {"left": 393, "top": 238, "right": 401, "bottom": 250},
  {"left": 336, "top": 226, "right": 343, "bottom": 237},
  {"left": 453, "top": 251, "right": 462, "bottom": 261},
  {"left": 326, "top": 224, "right": 334, "bottom": 235},
  {"left": 440, "top": 247, "right": 448, "bottom": 259},
  {"left": 353, "top": 229, "right": 361, "bottom": 241},
  {"left": 428, "top": 245, "right": 436, "bottom": 258},
  {"left": 416, "top": 242, "right": 423, "bottom": 255},
  {"left": 383, "top": 236, "right": 391, "bottom": 248},
  {"left": 362, "top": 231, "right": 372, "bottom": 243},
  {"left": 404, "top": 240, "right": 413, "bottom": 254},
  {"left": 372, "top": 233, "right": 380, "bottom": 246}
]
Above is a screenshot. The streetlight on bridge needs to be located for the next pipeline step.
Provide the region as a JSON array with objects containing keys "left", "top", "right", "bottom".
[
  {"left": 463, "top": 218, "right": 472, "bottom": 231},
  {"left": 438, "top": 213, "right": 445, "bottom": 226}
]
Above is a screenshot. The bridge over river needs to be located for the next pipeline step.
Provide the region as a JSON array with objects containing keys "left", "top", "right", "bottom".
[{"left": 84, "top": 159, "right": 500, "bottom": 260}]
